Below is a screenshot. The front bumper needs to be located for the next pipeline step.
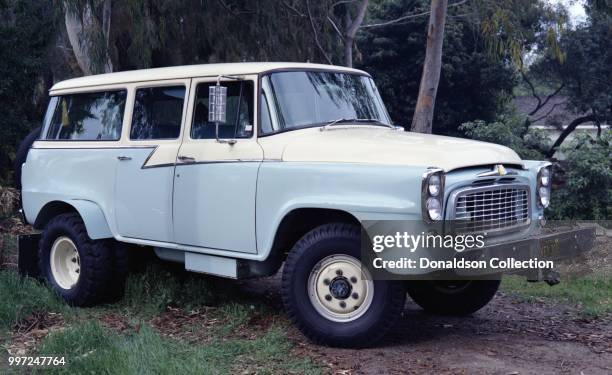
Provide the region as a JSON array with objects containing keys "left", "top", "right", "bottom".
[{"left": 455, "top": 226, "right": 596, "bottom": 279}]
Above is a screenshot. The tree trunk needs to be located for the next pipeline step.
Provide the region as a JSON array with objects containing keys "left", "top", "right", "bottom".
[
  {"left": 65, "top": 4, "right": 92, "bottom": 75},
  {"left": 101, "top": 0, "right": 113, "bottom": 73},
  {"left": 546, "top": 115, "right": 596, "bottom": 158},
  {"left": 343, "top": 0, "right": 369, "bottom": 68},
  {"left": 64, "top": 1, "right": 113, "bottom": 75},
  {"left": 410, "top": 0, "right": 447, "bottom": 133}
]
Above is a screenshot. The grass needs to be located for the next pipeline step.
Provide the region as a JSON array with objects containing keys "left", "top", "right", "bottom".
[
  {"left": 120, "top": 263, "right": 216, "bottom": 317},
  {"left": 0, "top": 236, "right": 320, "bottom": 374},
  {"left": 501, "top": 271, "right": 612, "bottom": 316},
  {"left": 0, "top": 271, "right": 69, "bottom": 332},
  {"left": 34, "top": 321, "right": 318, "bottom": 374}
]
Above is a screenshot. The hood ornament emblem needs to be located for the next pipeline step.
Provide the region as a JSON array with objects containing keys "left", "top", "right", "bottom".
[{"left": 477, "top": 164, "right": 515, "bottom": 177}]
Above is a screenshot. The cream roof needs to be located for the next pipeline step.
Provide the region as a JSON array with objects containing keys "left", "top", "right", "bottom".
[{"left": 50, "top": 62, "right": 368, "bottom": 92}]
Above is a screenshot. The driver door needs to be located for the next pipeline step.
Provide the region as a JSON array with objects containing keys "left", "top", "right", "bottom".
[{"left": 172, "top": 76, "right": 263, "bottom": 253}]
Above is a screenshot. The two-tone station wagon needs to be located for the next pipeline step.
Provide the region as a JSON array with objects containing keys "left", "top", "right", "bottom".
[{"left": 15, "top": 62, "right": 593, "bottom": 347}]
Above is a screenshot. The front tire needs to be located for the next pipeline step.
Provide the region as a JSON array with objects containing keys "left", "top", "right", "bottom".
[
  {"left": 281, "top": 223, "right": 406, "bottom": 347},
  {"left": 39, "top": 213, "right": 115, "bottom": 306},
  {"left": 407, "top": 279, "right": 500, "bottom": 316}
]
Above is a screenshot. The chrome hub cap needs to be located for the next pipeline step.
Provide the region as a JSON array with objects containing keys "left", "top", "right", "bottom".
[
  {"left": 308, "top": 254, "right": 374, "bottom": 322},
  {"left": 50, "top": 236, "right": 80, "bottom": 290}
]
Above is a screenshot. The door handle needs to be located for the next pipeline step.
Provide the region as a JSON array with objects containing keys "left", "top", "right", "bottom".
[
  {"left": 178, "top": 155, "right": 196, "bottom": 163},
  {"left": 117, "top": 156, "right": 132, "bottom": 161}
]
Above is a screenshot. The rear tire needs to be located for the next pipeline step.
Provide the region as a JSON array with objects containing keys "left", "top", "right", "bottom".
[
  {"left": 281, "top": 223, "right": 406, "bottom": 347},
  {"left": 39, "top": 213, "right": 116, "bottom": 307},
  {"left": 407, "top": 279, "right": 500, "bottom": 316},
  {"left": 14, "top": 126, "right": 41, "bottom": 189}
]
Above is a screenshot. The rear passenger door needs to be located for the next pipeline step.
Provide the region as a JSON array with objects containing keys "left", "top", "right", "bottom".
[
  {"left": 114, "top": 80, "right": 190, "bottom": 242},
  {"left": 172, "top": 76, "right": 263, "bottom": 253}
]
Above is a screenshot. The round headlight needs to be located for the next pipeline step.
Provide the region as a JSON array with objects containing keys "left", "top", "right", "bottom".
[
  {"left": 428, "top": 175, "right": 441, "bottom": 197},
  {"left": 426, "top": 198, "right": 442, "bottom": 220},
  {"left": 538, "top": 186, "right": 550, "bottom": 208},
  {"left": 540, "top": 168, "right": 551, "bottom": 187}
]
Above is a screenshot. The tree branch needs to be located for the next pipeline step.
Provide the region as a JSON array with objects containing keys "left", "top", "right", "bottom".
[
  {"left": 327, "top": 16, "right": 345, "bottom": 40},
  {"left": 546, "top": 114, "right": 596, "bottom": 157},
  {"left": 280, "top": 0, "right": 305, "bottom": 17},
  {"left": 531, "top": 100, "right": 566, "bottom": 123},
  {"left": 345, "top": 0, "right": 369, "bottom": 39},
  {"left": 362, "top": 0, "right": 466, "bottom": 29},
  {"left": 306, "top": 0, "right": 333, "bottom": 65}
]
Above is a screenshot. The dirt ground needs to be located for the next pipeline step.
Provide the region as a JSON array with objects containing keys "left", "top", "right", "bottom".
[
  {"left": 237, "top": 273, "right": 612, "bottom": 375},
  {"left": 2, "top": 214, "right": 611, "bottom": 374}
]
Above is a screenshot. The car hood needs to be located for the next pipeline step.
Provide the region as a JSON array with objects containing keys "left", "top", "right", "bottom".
[{"left": 271, "top": 126, "right": 523, "bottom": 171}]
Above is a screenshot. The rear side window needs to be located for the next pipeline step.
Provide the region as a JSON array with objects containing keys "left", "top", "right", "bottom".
[
  {"left": 45, "top": 90, "right": 126, "bottom": 141},
  {"left": 130, "top": 86, "right": 185, "bottom": 140}
]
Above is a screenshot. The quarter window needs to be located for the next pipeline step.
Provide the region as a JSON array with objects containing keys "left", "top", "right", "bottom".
[
  {"left": 191, "top": 81, "right": 254, "bottom": 139},
  {"left": 45, "top": 90, "right": 126, "bottom": 140},
  {"left": 130, "top": 86, "right": 185, "bottom": 140}
]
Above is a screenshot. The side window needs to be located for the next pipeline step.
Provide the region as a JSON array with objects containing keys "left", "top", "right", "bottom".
[
  {"left": 130, "top": 86, "right": 185, "bottom": 140},
  {"left": 191, "top": 81, "right": 254, "bottom": 139},
  {"left": 45, "top": 90, "right": 126, "bottom": 140},
  {"left": 260, "top": 93, "right": 273, "bottom": 134}
]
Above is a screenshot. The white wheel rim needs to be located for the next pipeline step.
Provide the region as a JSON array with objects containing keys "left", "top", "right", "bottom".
[
  {"left": 308, "top": 254, "right": 374, "bottom": 322},
  {"left": 50, "top": 236, "right": 80, "bottom": 290}
]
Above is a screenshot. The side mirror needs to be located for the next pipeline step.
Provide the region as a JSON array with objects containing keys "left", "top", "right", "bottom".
[
  {"left": 209, "top": 83, "right": 236, "bottom": 145},
  {"left": 208, "top": 85, "right": 227, "bottom": 124}
]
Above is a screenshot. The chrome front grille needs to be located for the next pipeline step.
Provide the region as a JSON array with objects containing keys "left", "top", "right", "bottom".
[{"left": 450, "top": 184, "right": 530, "bottom": 234}]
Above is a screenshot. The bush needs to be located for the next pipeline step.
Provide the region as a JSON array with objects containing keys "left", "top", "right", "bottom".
[
  {"left": 547, "top": 131, "right": 611, "bottom": 220},
  {"left": 460, "top": 113, "right": 611, "bottom": 220},
  {"left": 460, "top": 110, "right": 549, "bottom": 159}
]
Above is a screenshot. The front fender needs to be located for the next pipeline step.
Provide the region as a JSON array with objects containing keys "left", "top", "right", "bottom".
[{"left": 256, "top": 162, "right": 427, "bottom": 259}]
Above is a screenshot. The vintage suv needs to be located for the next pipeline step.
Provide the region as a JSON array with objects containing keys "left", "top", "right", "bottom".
[{"left": 16, "top": 62, "right": 593, "bottom": 347}]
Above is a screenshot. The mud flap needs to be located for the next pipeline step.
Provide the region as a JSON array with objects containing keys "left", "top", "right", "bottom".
[{"left": 18, "top": 233, "right": 41, "bottom": 279}]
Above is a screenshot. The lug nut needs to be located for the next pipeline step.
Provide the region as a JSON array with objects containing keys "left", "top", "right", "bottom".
[
  {"left": 350, "top": 276, "right": 357, "bottom": 283},
  {"left": 339, "top": 301, "right": 346, "bottom": 308},
  {"left": 352, "top": 292, "right": 359, "bottom": 299},
  {"left": 325, "top": 294, "right": 332, "bottom": 301},
  {"left": 336, "top": 269, "right": 343, "bottom": 276},
  {"left": 323, "top": 278, "right": 330, "bottom": 285}
]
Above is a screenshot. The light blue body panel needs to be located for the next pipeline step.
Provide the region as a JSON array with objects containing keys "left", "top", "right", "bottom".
[
  {"left": 255, "top": 162, "right": 427, "bottom": 259},
  {"left": 22, "top": 147, "right": 120, "bottom": 239},
  {"left": 173, "top": 162, "right": 260, "bottom": 253},
  {"left": 115, "top": 148, "right": 175, "bottom": 242}
]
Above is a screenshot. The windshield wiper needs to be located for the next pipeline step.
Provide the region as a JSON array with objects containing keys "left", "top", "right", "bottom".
[{"left": 320, "top": 118, "right": 394, "bottom": 131}]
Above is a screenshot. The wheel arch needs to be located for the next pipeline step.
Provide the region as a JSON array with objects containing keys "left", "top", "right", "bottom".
[
  {"left": 259, "top": 208, "right": 360, "bottom": 274},
  {"left": 34, "top": 200, "right": 113, "bottom": 240}
]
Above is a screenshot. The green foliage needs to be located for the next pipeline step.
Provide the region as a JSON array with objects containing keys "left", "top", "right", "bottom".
[
  {"left": 359, "top": 0, "right": 518, "bottom": 134},
  {"left": 530, "top": 6, "right": 612, "bottom": 125},
  {"left": 460, "top": 113, "right": 611, "bottom": 220},
  {"left": 0, "top": 0, "right": 56, "bottom": 184},
  {"left": 121, "top": 263, "right": 215, "bottom": 316},
  {"left": 547, "top": 131, "right": 612, "bottom": 220},
  {"left": 501, "top": 271, "right": 612, "bottom": 316},
  {"left": 0, "top": 270, "right": 68, "bottom": 331},
  {"left": 459, "top": 109, "right": 549, "bottom": 159},
  {"left": 37, "top": 321, "right": 320, "bottom": 374}
]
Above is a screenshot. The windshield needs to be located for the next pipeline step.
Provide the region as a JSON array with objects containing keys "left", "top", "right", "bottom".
[{"left": 260, "top": 71, "right": 391, "bottom": 134}]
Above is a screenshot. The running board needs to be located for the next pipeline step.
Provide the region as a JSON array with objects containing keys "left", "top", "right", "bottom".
[{"left": 185, "top": 252, "right": 247, "bottom": 279}]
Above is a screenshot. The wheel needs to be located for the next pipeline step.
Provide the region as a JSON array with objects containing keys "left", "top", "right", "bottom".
[
  {"left": 39, "top": 213, "right": 116, "bottom": 306},
  {"left": 406, "top": 279, "right": 500, "bottom": 316},
  {"left": 281, "top": 223, "right": 406, "bottom": 347},
  {"left": 14, "top": 126, "right": 41, "bottom": 189}
]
